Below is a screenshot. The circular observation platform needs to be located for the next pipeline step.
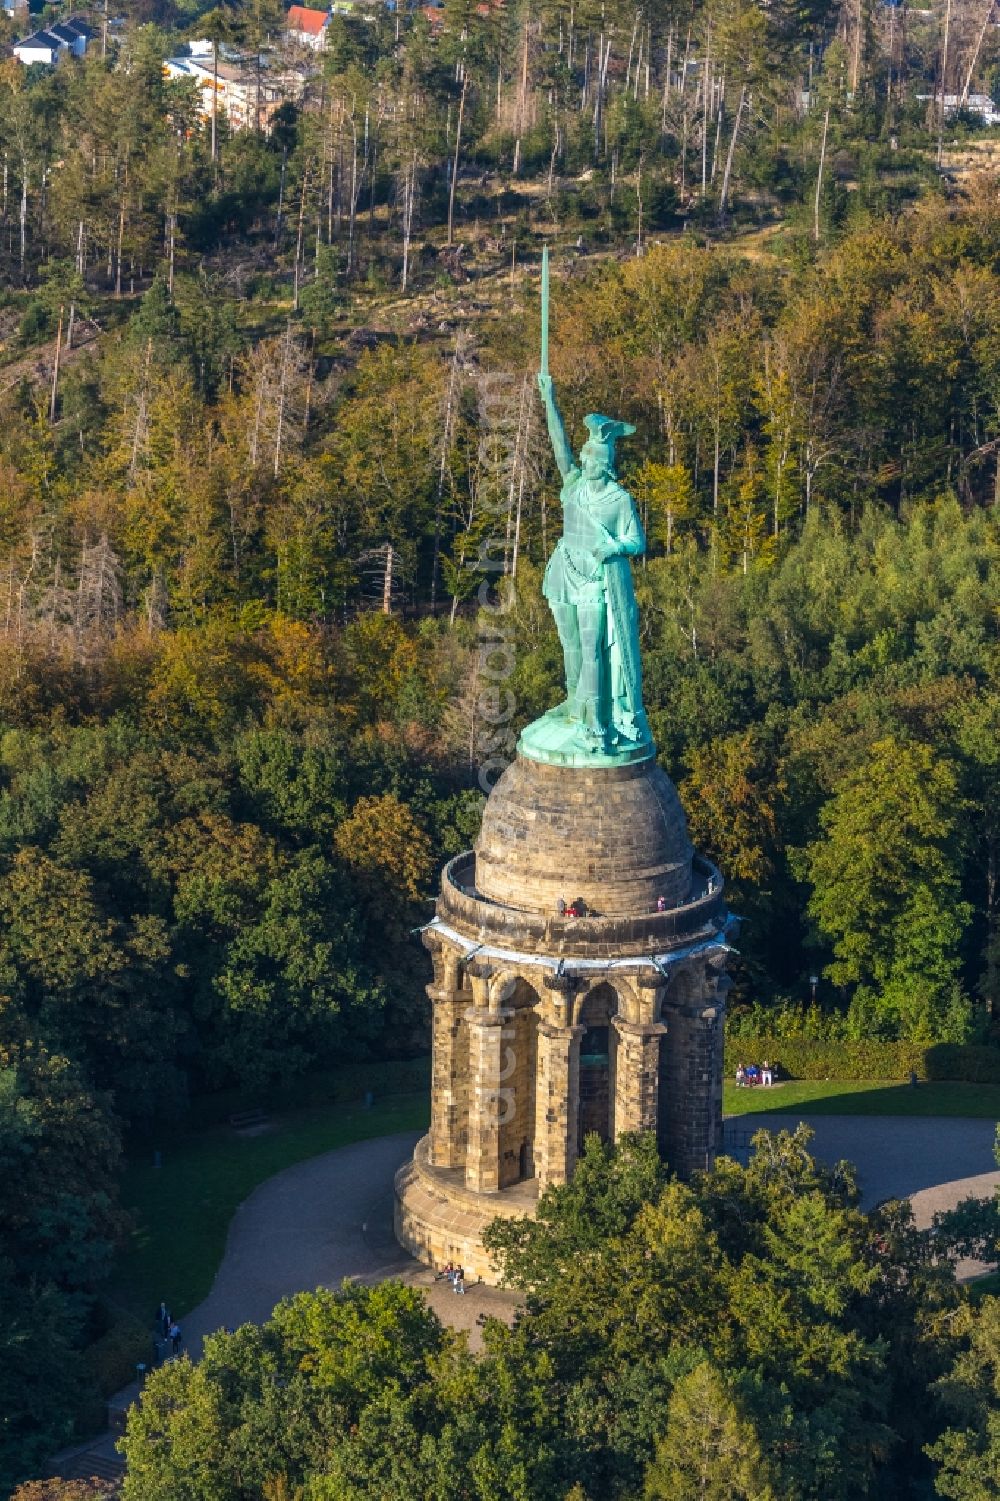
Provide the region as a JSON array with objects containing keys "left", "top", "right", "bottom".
[{"left": 437, "top": 849, "right": 726, "bottom": 962}]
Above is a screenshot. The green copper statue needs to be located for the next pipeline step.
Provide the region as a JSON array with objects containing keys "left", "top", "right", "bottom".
[{"left": 519, "top": 248, "right": 653, "bottom": 767}]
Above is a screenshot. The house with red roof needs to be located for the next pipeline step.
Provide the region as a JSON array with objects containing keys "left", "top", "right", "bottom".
[{"left": 286, "top": 4, "right": 330, "bottom": 49}]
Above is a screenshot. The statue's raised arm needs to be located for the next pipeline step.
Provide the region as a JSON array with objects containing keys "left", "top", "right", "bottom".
[{"left": 537, "top": 373, "right": 574, "bottom": 479}]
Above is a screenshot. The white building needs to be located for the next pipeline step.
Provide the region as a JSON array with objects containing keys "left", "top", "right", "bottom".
[
  {"left": 13, "top": 29, "right": 63, "bottom": 64},
  {"left": 916, "top": 91, "right": 1000, "bottom": 126},
  {"left": 164, "top": 50, "right": 305, "bottom": 133},
  {"left": 13, "top": 17, "right": 93, "bottom": 64},
  {"left": 285, "top": 4, "right": 330, "bottom": 49}
]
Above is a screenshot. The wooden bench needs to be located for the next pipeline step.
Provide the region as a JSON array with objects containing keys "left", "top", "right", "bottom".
[{"left": 229, "top": 1107, "right": 267, "bottom": 1130}]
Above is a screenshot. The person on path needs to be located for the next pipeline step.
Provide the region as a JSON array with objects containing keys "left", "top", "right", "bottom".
[
  {"left": 169, "top": 1321, "right": 183, "bottom": 1354},
  {"left": 156, "top": 1301, "right": 170, "bottom": 1337},
  {"left": 454, "top": 1268, "right": 466, "bottom": 1295}
]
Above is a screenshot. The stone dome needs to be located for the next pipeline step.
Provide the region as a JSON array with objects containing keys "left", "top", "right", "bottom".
[{"left": 473, "top": 752, "right": 694, "bottom": 918}]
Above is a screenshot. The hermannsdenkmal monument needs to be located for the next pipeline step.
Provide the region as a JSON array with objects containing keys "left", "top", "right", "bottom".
[{"left": 395, "top": 254, "right": 736, "bottom": 1282}]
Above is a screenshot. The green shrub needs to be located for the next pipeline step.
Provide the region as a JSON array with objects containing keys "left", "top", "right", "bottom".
[
  {"left": 728, "top": 1001, "right": 848, "bottom": 1042},
  {"left": 18, "top": 298, "right": 52, "bottom": 345},
  {"left": 81, "top": 1310, "right": 150, "bottom": 1399},
  {"left": 723, "top": 1037, "right": 1000, "bottom": 1083},
  {"left": 70, "top": 1308, "right": 151, "bottom": 1437}
]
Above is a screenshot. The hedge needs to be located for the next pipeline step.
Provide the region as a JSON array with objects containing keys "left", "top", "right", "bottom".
[
  {"left": 723, "top": 1038, "right": 1000, "bottom": 1084},
  {"left": 75, "top": 1308, "right": 149, "bottom": 1436}
]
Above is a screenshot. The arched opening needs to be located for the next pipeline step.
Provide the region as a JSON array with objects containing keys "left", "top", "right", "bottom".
[
  {"left": 498, "top": 979, "right": 539, "bottom": 1188},
  {"left": 577, "top": 983, "right": 618, "bottom": 1150}
]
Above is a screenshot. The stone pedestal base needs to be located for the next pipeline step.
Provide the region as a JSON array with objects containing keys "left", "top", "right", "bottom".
[
  {"left": 396, "top": 748, "right": 734, "bottom": 1280},
  {"left": 394, "top": 1134, "right": 538, "bottom": 1285}
]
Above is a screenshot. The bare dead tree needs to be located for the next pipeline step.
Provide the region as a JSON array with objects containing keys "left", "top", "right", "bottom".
[
  {"left": 431, "top": 332, "right": 472, "bottom": 615},
  {"left": 75, "top": 534, "right": 123, "bottom": 656},
  {"left": 243, "top": 329, "right": 309, "bottom": 477},
  {"left": 447, "top": 74, "right": 468, "bottom": 247},
  {"left": 958, "top": 0, "right": 995, "bottom": 106},
  {"left": 814, "top": 108, "right": 831, "bottom": 243},
  {"left": 49, "top": 305, "right": 64, "bottom": 423}
]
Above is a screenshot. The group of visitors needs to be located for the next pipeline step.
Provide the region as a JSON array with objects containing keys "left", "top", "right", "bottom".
[
  {"left": 735, "top": 1060, "right": 775, "bottom": 1088},
  {"left": 435, "top": 1261, "right": 467, "bottom": 1294},
  {"left": 556, "top": 897, "right": 587, "bottom": 918},
  {"left": 155, "top": 1300, "right": 183, "bottom": 1358},
  {"left": 557, "top": 895, "right": 672, "bottom": 917}
]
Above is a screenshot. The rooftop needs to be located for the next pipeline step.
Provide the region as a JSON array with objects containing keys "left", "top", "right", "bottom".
[
  {"left": 286, "top": 4, "right": 329, "bottom": 33},
  {"left": 15, "top": 29, "right": 61, "bottom": 49}
]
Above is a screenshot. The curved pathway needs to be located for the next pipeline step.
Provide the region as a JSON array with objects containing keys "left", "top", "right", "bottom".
[
  {"left": 185, "top": 1115, "right": 1000, "bottom": 1354},
  {"left": 731, "top": 1112, "right": 998, "bottom": 1210},
  {"left": 179, "top": 1114, "right": 999, "bottom": 1362},
  {"left": 733, "top": 1111, "right": 1000, "bottom": 1276},
  {"left": 61, "top": 1111, "right": 1000, "bottom": 1482},
  {"left": 182, "top": 1130, "right": 519, "bottom": 1359}
]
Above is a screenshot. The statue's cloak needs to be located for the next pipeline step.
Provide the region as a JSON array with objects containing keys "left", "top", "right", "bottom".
[{"left": 605, "top": 554, "right": 642, "bottom": 716}]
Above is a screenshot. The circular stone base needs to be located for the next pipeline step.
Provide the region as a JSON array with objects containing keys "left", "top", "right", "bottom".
[{"left": 394, "top": 1136, "right": 538, "bottom": 1286}]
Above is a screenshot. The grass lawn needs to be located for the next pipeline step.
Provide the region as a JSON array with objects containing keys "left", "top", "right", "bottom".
[
  {"left": 969, "top": 1270, "right": 1000, "bottom": 1302},
  {"left": 724, "top": 1078, "right": 1000, "bottom": 1118},
  {"left": 108, "top": 1059, "right": 430, "bottom": 1324}
]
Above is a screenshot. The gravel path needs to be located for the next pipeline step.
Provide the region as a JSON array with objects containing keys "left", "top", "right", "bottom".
[
  {"left": 74, "top": 1132, "right": 519, "bottom": 1480},
  {"left": 169, "top": 1115, "right": 1000, "bottom": 1356},
  {"left": 180, "top": 1114, "right": 999, "bottom": 1361}
]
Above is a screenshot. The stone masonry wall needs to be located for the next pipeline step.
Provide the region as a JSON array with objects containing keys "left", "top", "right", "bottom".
[{"left": 657, "top": 969, "right": 726, "bottom": 1176}]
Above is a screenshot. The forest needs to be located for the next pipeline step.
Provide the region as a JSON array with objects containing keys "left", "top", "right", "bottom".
[{"left": 1, "top": 0, "right": 1000, "bottom": 1490}]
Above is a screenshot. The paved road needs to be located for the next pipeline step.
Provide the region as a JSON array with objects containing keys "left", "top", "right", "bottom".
[{"left": 729, "top": 1112, "right": 999, "bottom": 1213}]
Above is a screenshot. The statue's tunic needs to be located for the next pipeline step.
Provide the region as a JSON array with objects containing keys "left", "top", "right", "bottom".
[{"left": 543, "top": 469, "right": 643, "bottom": 601}]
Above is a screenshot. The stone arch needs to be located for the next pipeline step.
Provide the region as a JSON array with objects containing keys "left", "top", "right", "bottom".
[
  {"left": 497, "top": 976, "right": 540, "bottom": 1187},
  {"left": 577, "top": 981, "right": 619, "bottom": 1149},
  {"left": 614, "top": 975, "right": 644, "bottom": 1024},
  {"left": 665, "top": 962, "right": 704, "bottom": 1007},
  {"left": 577, "top": 979, "right": 618, "bottom": 1027}
]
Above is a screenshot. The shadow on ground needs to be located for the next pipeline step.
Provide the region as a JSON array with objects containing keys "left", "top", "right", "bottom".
[{"left": 725, "top": 1111, "right": 999, "bottom": 1208}]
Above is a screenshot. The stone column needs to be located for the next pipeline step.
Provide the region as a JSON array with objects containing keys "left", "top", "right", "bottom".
[
  {"left": 428, "top": 985, "right": 468, "bottom": 1168},
  {"left": 658, "top": 961, "right": 729, "bottom": 1176},
  {"left": 612, "top": 1016, "right": 666, "bottom": 1139},
  {"left": 464, "top": 1008, "right": 506, "bottom": 1194},
  {"left": 535, "top": 1021, "right": 583, "bottom": 1190}
]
